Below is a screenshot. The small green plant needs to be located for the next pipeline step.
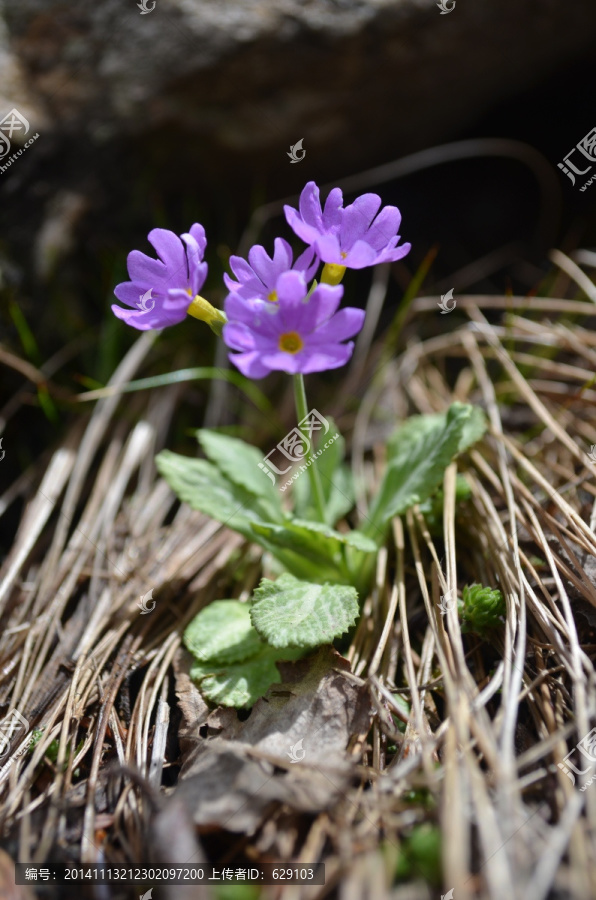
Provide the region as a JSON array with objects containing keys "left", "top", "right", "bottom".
[
  {"left": 459, "top": 583, "right": 506, "bottom": 636},
  {"left": 389, "top": 824, "right": 442, "bottom": 886},
  {"left": 112, "top": 181, "right": 487, "bottom": 707}
]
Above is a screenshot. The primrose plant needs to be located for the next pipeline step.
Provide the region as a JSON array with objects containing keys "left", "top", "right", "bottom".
[{"left": 112, "top": 181, "right": 487, "bottom": 707}]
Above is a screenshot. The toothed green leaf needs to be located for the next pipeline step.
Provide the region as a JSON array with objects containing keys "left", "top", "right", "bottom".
[
  {"left": 250, "top": 573, "right": 359, "bottom": 649},
  {"left": 292, "top": 419, "right": 355, "bottom": 525},
  {"left": 155, "top": 451, "right": 271, "bottom": 538},
  {"left": 190, "top": 645, "right": 303, "bottom": 708},
  {"left": 183, "top": 600, "right": 263, "bottom": 665},
  {"left": 196, "top": 428, "right": 284, "bottom": 523},
  {"left": 367, "top": 403, "right": 486, "bottom": 537},
  {"left": 250, "top": 519, "right": 375, "bottom": 582}
]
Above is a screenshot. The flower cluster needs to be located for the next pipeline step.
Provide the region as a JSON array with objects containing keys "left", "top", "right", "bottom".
[{"left": 112, "top": 181, "right": 410, "bottom": 378}]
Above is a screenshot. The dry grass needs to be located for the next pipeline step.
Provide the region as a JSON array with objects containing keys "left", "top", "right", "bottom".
[{"left": 2, "top": 248, "right": 596, "bottom": 899}]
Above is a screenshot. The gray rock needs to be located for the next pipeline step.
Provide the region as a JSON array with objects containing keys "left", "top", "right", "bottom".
[{"left": 1, "top": 0, "right": 596, "bottom": 176}]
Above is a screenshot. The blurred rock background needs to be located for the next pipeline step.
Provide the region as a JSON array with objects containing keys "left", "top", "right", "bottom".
[
  {"left": 2, "top": 0, "right": 596, "bottom": 184},
  {"left": 1, "top": 0, "right": 595, "bottom": 300}
]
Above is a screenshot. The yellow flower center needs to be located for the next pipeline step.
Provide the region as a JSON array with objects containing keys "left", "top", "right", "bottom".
[
  {"left": 278, "top": 331, "right": 303, "bottom": 354},
  {"left": 267, "top": 290, "right": 278, "bottom": 302},
  {"left": 341, "top": 251, "right": 347, "bottom": 259}
]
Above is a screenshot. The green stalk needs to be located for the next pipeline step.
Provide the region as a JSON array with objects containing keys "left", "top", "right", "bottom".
[{"left": 293, "top": 373, "right": 327, "bottom": 524}]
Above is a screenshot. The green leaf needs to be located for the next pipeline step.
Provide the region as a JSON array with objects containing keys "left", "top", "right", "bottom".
[
  {"left": 417, "top": 474, "right": 472, "bottom": 535},
  {"left": 250, "top": 573, "right": 359, "bottom": 648},
  {"left": 183, "top": 600, "right": 264, "bottom": 665},
  {"left": 196, "top": 429, "right": 284, "bottom": 523},
  {"left": 367, "top": 403, "right": 486, "bottom": 537},
  {"left": 406, "top": 824, "right": 442, "bottom": 886},
  {"left": 322, "top": 464, "right": 355, "bottom": 526},
  {"left": 457, "top": 404, "right": 487, "bottom": 452},
  {"left": 155, "top": 451, "right": 273, "bottom": 539},
  {"left": 78, "top": 366, "right": 279, "bottom": 421},
  {"left": 156, "top": 452, "right": 355, "bottom": 584},
  {"left": 250, "top": 519, "right": 376, "bottom": 584},
  {"left": 190, "top": 645, "right": 303, "bottom": 708},
  {"left": 254, "top": 518, "right": 375, "bottom": 554},
  {"left": 294, "top": 520, "right": 376, "bottom": 552},
  {"left": 292, "top": 419, "right": 355, "bottom": 526}
]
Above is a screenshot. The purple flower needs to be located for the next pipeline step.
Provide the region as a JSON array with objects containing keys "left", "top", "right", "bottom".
[
  {"left": 284, "top": 181, "right": 411, "bottom": 269},
  {"left": 224, "top": 238, "right": 319, "bottom": 302},
  {"left": 112, "top": 224, "right": 208, "bottom": 330},
  {"left": 223, "top": 270, "right": 365, "bottom": 379}
]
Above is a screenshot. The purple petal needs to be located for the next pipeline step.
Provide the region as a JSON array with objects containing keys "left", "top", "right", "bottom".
[
  {"left": 284, "top": 204, "right": 321, "bottom": 245},
  {"left": 147, "top": 228, "right": 187, "bottom": 276},
  {"left": 127, "top": 249, "right": 169, "bottom": 287},
  {"left": 223, "top": 272, "right": 240, "bottom": 292},
  {"left": 111, "top": 304, "right": 158, "bottom": 331},
  {"left": 346, "top": 193, "right": 382, "bottom": 228},
  {"left": 377, "top": 241, "right": 412, "bottom": 264},
  {"left": 225, "top": 292, "right": 268, "bottom": 324},
  {"left": 194, "top": 262, "right": 208, "bottom": 295},
  {"left": 259, "top": 348, "right": 306, "bottom": 375},
  {"left": 188, "top": 223, "right": 207, "bottom": 257},
  {"left": 294, "top": 244, "right": 319, "bottom": 281},
  {"left": 228, "top": 254, "right": 257, "bottom": 286},
  {"left": 274, "top": 280, "right": 342, "bottom": 336},
  {"left": 341, "top": 240, "right": 379, "bottom": 268},
  {"left": 308, "top": 306, "right": 365, "bottom": 344},
  {"left": 165, "top": 288, "right": 195, "bottom": 313},
  {"left": 227, "top": 350, "right": 271, "bottom": 379},
  {"left": 111, "top": 302, "right": 181, "bottom": 331},
  {"left": 364, "top": 205, "right": 402, "bottom": 251},
  {"left": 181, "top": 233, "right": 208, "bottom": 296},
  {"left": 225, "top": 294, "right": 281, "bottom": 340},
  {"left": 306, "top": 283, "right": 344, "bottom": 329},
  {"left": 313, "top": 233, "right": 343, "bottom": 265},
  {"left": 247, "top": 244, "right": 278, "bottom": 290},
  {"left": 340, "top": 196, "right": 382, "bottom": 249},
  {"left": 223, "top": 322, "right": 257, "bottom": 351},
  {"left": 113, "top": 281, "right": 154, "bottom": 308},
  {"left": 298, "top": 181, "right": 323, "bottom": 229},
  {"left": 297, "top": 342, "right": 355, "bottom": 373},
  {"left": 275, "top": 270, "right": 308, "bottom": 305},
  {"left": 322, "top": 187, "right": 344, "bottom": 230},
  {"left": 271, "top": 238, "right": 293, "bottom": 273}
]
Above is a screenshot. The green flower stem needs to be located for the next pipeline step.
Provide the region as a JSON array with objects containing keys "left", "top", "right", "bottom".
[{"left": 293, "top": 373, "right": 327, "bottom": 524}]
